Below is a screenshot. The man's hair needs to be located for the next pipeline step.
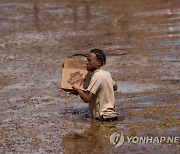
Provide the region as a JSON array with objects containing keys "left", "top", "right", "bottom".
[{"left": 90, "top": 49, "right": 106, "bottom": 66}]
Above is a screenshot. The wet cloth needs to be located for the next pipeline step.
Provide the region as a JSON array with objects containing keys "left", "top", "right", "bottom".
[{"left": 83, "top": 68, "right": 117, "bottom": 119}]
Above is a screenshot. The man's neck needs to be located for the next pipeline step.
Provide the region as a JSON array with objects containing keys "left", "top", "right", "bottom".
[{"left": 91, "top": 67, "right": 102, "bottom": 72}]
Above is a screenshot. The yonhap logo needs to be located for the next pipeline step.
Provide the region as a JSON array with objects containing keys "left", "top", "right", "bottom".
[
  {"left": 110, "top": 131, "right": 124, "bottom": 148},
  {"left": 110, "top": 131, "right": 179, "bottom": 148}
]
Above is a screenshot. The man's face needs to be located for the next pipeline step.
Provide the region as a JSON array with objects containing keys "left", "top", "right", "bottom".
[{"left": 86, "top": 53, "right": 101, "bottom": 72}]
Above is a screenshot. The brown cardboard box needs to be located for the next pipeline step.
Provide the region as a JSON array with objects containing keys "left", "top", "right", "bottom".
[{"left": 61, "top": 58, "right": 88, "bottom": 90}]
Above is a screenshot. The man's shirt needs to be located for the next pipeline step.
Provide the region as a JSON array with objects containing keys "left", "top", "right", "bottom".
[{"left": 83, "top": 68, "right": 117, "bottom": 118}]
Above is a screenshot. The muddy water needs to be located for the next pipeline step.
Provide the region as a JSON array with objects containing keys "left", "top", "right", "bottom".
[{"left": 0, "top": 0, "right": 180, "bottom": 153}]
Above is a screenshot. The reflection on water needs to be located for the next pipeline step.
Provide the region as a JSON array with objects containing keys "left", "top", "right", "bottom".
[
  {"left": 85, "top": 1, "right": 91, "bottom": 22},
  {"left": 62, "top": 120, "right": 119, "bottom": 154},
  {"left": 0, "top": 0, "right": 179, "bottom": 53},
  {"left": 33, "top": 0, "right": 40, "bottom": 31},
  {"left": 71, "top": 0, "right": 78, "bottom": 28},
  {"left": 71, "top": 0, "right": 92, "bottom": 29},
  {"left": 33, "top": 0, "right": 42, "bottom": 53}
]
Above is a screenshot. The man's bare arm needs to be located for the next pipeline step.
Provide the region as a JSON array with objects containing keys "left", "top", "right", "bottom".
[
  {"left": 76, "top": 89, "right": 94, "bottom": 103},
  {"left": 69, "top": 83, "right": 94, "bottom": 103}
]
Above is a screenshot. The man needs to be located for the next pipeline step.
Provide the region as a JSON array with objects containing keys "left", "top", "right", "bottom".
[{"left": 69, "top": 49, "right": 117, "bottom": 122}]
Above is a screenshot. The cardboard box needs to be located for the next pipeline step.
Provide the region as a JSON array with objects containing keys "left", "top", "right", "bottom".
[{"left": 61, "top": 58, "right": 88, "bottom": 90}]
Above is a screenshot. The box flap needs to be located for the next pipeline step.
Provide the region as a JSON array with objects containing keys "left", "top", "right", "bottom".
[{"left": 64, "top": 58, "right": 87, "bottom": 69}]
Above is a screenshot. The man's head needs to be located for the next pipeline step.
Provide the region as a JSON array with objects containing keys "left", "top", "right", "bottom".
[{"left": 86, "top": 49, "right": 106, "bottom": 72}]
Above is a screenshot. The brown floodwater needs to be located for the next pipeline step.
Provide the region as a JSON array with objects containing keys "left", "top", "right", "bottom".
[{"left": 0, "top": 0, "right": 179, "bottom": 153}]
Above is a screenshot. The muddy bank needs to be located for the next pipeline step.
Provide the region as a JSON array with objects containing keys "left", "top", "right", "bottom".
[{"left": 0, "top": 0, "right": 180, "bottom": 153}]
